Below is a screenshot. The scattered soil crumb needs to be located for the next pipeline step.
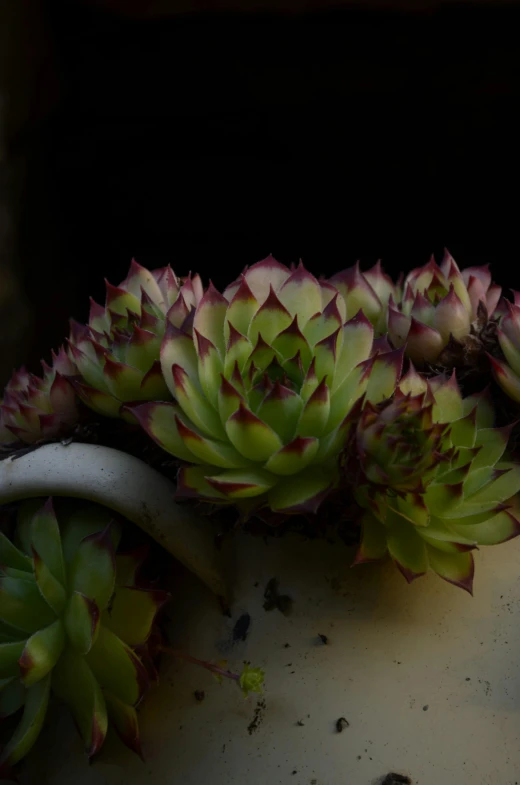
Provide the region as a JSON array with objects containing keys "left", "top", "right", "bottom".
[
  {"left": 292, "top": 770, "right": 297, "bottom": 775},
  {"left": 297, "top": 720, "right": 305, "bottom": 726},
  {"left": 284, "top": 643, "right": 291, "bottom": 648},
  {"left": 422, "top": 705, "right": 429, "bottom": 711},
  {"left": 263, "top": 578, "right": 293, "bottom": 615},
  {"left": 194, "top": 690, "right": 205, "bottom": 702},
  {"left": 336, "top": 717, "right": 349, "bottom": 732},
  {"left": 318, "top": 633, "right": 329, "bottom": 645},
  {"left": 233, "top": 613, "right": 251, "bottom": 643},
  {"left": 381, "top": 774, "right": 412, "bottom": 785},
  {"left": 247, "top": 699, "right": 266, "bottom": 735}
]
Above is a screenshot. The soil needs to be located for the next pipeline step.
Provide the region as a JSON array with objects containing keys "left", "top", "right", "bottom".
[
  {"left": 247, "top": 699, "right": 266, "bottom": 735},
  {"left": 381, "top": 775, "right": 412, "bottom": 785}
]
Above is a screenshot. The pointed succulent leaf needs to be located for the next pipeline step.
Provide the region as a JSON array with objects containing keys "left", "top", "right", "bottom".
[
  {"left": 103, "top": 587, "right": 169, "bottom": 646},
  {"left": 426, "top": 547, "right": 474, "bottom": 594},
  {"left": 175, "top": 465, "right": 229, "bottom": 501},
  {"left": 0, "top": 533, "right": 32, "bottom": 573},
  {"left": 104, "top": 691, "right": 142, "bottom": 758},
  {"left": 195, "top": 330, "right": 224, "bottom": 407},
  {"left": 0, "top": 678, "right": 25, "bottom": 718},
  {"left": 431, "top": 372, "right": 463, "bottom": 422},
  {"left": 68, "top": 378, "right": 123, "bottom": 418},
  {"left": 68, "top": 527, "right": 116, "bottom": 612},
  {"left": 264, "top": 437, "right": 320, "bottom": 475},
  {"left": 19, "top": 620, "right": 66, "bottom": 687},
  {"left": 386, "top": 512, "right": 428, "bottom": 583},
  {"left": 173, "top": 416, "right": 247, "bottom": 469},
  {"left": 114, "top": 546, "right": 149, "bottom": 588},
  {"left": 353, "top": 512, "right": 388, "bottom": 563},
  {"left": 242, "top": 255, "right": 291, "bottom": 303},
  {"left": 29, "top": 499, "right": 66, "bottom": 587},
  {"left": 472, "top": 426, "right": 512, "bottom": 470},
  {"left": 267, "top": 466, "right": 333, "bottom": 513},
  {"left": 277, "top": 263, "right": 323, "bottom": 325},
  {"left": 85, "top": 625, "right": 148, "bottom": 706},
  {"left": 160, "top": 323, "right": 200, "bottom": 393},
  {"left": 256, "top": 382, "right": 303, "bottom": 443},
  {"left": 297, "top": 378, "right": 330, "bottom": 437},
  {"left": 52, "top": 648, "right": 107, "bottom": 757},
  {"left": 225, "top": 403, "right": 283, "bottom": 461},
  {"left": 0, "top": 577, "right": 55, "bottom": 634},
  {"left": 449, "top": 411, "right": 477, "bottom": 448},
  {"left": 59, "top": 503, "right": 121, "bottom": 565},
  {"left": 0, "top": 675, "right": 50, "bottom": 771},
  {"left": 248, "top": 286, "right": 293, "bottom": 346},
  {"left": 465, "top": 463, "right": 520, "bottom": 505},
  {"left": 451, "top": 509, "right": 520, "bottom": 545},
  {"left": 224, "top": 276, "right": 259, "bottom": 340},
  {"left": 64, "top": 593, "right": 100, "bottom": 654},
  {"left": 193, "top": 282, "right": 228, "bottom": 355},
  {"left": 206, "top": 468, "right": 277, "bottom": 499},
  {"left": 0, "top": 642, "right": 25, "bottom": 676},
  {"left": 130, "top": 401, "right": 200, "bottom": 463},
  {"left": 489, "top": 354, "right": 520, "bottom": 404},
  {"left": 169, "top": 364, "right": 226, "bottom": 440},
  {"left": 364, "top": 348, "right": 403, "bottom": 404}
]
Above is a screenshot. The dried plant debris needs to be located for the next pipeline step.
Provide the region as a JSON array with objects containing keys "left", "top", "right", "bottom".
[
  {"left": 263, "top": 578, "right": 293, "bottom": 615},
  {"left": 381, "top": 774, "right": 412, "bottom": 785},
  {"left": 247, "top": 699, "right": 266, "bottom": 735},
  {"left": 336, "top": 717, "right": 350, "bottom": 732}
]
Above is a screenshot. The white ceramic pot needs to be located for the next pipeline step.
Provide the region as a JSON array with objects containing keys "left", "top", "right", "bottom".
[{"left": 20, "top": 530, "right": 520, "bottom": 785}]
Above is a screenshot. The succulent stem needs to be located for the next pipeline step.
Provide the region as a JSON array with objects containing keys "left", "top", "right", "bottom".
[{"left": 0, "top": 442, "right": 227, "bottom": 598}]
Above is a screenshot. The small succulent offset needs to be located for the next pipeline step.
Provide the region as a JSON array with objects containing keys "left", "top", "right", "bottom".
[
  {"left": 0, "top": 499, "right": 169, "bottom": 769},
  {"left": 489, "top": 292, "right": 520, "bottom": 404},
  {"left": 348, "top": 365, "right": 520, "bottom": 592},
  {"left": 131, "top": 256, "right": 404, "bottom": 514},
  {"left": 386, "top": 252, "right": 501, "bottom": 366},
  {"left": 0, "top": 348, "right": 78, "bottom": 444},
  {"left": 67, "top": 260, "right": 203, "bottom": 419}
]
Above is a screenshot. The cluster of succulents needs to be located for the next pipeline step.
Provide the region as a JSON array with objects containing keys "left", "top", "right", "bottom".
[
  {"left": 2, "top": 249, "right": 520, "bottom": 770},
  {"left": 0, "top": 498, "right": 263, "bottom": 772}
]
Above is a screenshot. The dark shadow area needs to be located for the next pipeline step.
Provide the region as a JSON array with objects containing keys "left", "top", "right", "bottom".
[{"left": 19, "top": 1, "right": 520, "bottom": 370}]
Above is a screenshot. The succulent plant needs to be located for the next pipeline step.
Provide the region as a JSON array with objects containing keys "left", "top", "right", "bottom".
[
  {"left": 0, "top": 499, "right": 168, "bottom": 770},
  {"left": 130, "top": 255, "right": 404, "bottom": 514},
  {"left": 327, "top": 260, "right": 398, "bottom": 333},
  {"left": 387, "top": 251, "right": 501, "bottom": 366},
  {"left": 347, "top": 365, "right": 520, "bottom": 592},
  {"left": 488, "top": 294, "right": 520, "bottom": 403},
  {"left": 67, "top": 260, "right": 203, "bottom": 419},
  {"left": 0, "top": 348, "right": 78, "bottom": 445}
]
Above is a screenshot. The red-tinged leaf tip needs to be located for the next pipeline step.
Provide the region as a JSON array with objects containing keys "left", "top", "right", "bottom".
[
  {"left": 345, "top": 308, "right": 374, "bottom": 331},
  {"left": 227, "top": 322, "right": 247, "bottom": 351},
  {"left": 320, "top": 291, "right": 343, "bottom": 325},
  {"left": 438, "top": 555, "right": 475, "bottom": 596},
  {"left": 275, "top": 485, "right": 332, "bottom": 516},
  {"left": 248, "top": 254, "right": 289, "bottom": 275},
  {"left": 87, "top": 713, "right": 107, "bottom": 758},
  {"left": 281, "top": 260, "right": 319, "bottom": 287},
  {"left": 230, "top": 275, "right": 257, "bottom": 304},
  {"left": 276, "top": 313, "right": 304, "bottom": 339},
  {"left": 393, "top": 561, "right": 427, "bottom": 585},
  {"left": 201, "top": 280, "right": 228, "bottom": 308},
  {"left": 277, "top": 435, "right": 317, "bottom": 455},
  {"left": 262, "top": 379, "right": 297, "bottom": 404},
  {"left": 315, "top": 327, "right": 339, "bottom": 359},
  {"left": 306, "top": 376, "right": 329, "bottom": 405},
  {"left": 229, "top": 401, "right": 262, "bottom": 427},
  {"left": 205, "top": 476, "right": 259, "bottom": 497},
  {"left": 194, "top": 329, "right": 217, "bottom": 360},
  {"left": 171, "top": 363, "right": 189, "bottom": 393},
  {"left": 256, "top": 284, "right": 292, "bottom": 317}
]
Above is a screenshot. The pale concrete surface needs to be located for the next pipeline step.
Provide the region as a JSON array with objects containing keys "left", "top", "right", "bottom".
[{"left": 21, "top": 530, "right": 520, "bottom": 785}]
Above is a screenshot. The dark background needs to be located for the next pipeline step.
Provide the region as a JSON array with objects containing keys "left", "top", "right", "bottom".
[{"left": 21, "top": 1, "right": 519, "bottom": 371}]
